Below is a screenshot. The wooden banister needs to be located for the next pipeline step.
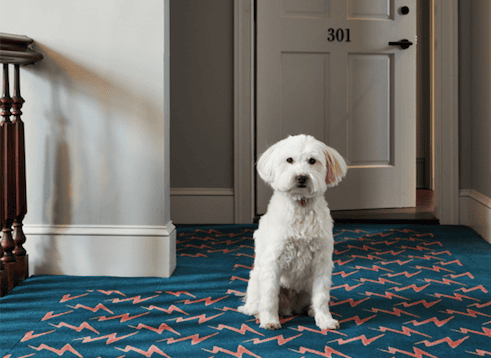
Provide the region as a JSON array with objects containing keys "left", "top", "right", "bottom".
[{"left": 0, "top": 33, "right": 42, "bottom": 296}]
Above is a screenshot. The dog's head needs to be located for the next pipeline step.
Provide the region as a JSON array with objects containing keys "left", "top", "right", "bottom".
[{"left": 257, "top": 134, "right": 347, "bottom": 198}]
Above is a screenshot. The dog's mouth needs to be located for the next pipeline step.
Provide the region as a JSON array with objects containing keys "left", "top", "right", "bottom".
[{"left": 297, "top": 184, "right": 308, "bottom": 188}]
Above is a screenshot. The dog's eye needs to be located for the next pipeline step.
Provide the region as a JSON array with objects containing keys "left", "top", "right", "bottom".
[
  {"left": 286, "top": 158, "right": 294, "bottom": 164},
  {"left": 309, "top": 158, "right": 316, "bottom": 165}
]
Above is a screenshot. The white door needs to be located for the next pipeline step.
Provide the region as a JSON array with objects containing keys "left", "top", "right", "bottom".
[{"left": 256, "top": 0, "right": 416, "bottom": 215}]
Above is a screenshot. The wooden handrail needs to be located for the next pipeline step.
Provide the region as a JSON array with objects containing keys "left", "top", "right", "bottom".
[{"left": 0, "top": 32, "right": 43, "bottom": 65}]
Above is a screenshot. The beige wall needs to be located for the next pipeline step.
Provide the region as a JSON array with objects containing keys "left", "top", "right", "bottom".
[
  {"left": 170, "top": 0, "right": 234, "bottom": 189},
  {"left": 1, "top": 0, "right": 168, "bottom": 226}
]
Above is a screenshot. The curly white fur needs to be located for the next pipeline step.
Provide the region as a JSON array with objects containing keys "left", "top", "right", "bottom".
[{"left": 238, "top": 134, "right": 347, "bottom": 330}]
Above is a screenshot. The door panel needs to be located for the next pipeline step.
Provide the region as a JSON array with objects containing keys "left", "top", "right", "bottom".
[
  {"left": 281, "top": 53, "right": 329, "bottom": 136},
  {"left": 282, "top": 0, "right": 331, "bottom": 18},
  {"left": 348, "top": 0, "right": 393, "bottom": 20},
  {"left": 348, "top": 54, "right": 391, "bottom": 166},
  {"left": 256, "top": 0, "right": 416, "bottom": 215}
]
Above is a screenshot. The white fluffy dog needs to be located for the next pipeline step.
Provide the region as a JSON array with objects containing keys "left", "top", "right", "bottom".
[{"left": 238, "top": 134, "right": 347, "bottom": 330}]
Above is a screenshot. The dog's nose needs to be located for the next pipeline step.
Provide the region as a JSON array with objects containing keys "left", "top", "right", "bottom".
[{"left": 296, "top": 175, "right": 309, "bottom": 186}]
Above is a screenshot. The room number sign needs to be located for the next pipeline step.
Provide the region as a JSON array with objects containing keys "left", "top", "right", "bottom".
[{"left": 327, "top": 28, "right": 351, "bottom": 42}]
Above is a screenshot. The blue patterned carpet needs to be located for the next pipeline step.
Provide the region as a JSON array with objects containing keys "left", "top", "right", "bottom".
[{"left": 1, "top": 224, "right": 491, "bottom": 358}]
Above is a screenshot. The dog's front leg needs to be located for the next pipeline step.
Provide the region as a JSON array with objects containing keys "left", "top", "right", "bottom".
[
  {"left": 311, "top": 251, "right": 340, "bottom": 330},
  {"left": 258, "top": 261, "right": 282, "bottom": 330},
  {"left": 238, "top": 267, "right": 260, "bottom": 316}
]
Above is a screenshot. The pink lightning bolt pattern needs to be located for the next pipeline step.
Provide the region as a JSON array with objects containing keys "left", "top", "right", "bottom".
[{"left": 1, "top": 224, "right": 491, "bottom": 357}]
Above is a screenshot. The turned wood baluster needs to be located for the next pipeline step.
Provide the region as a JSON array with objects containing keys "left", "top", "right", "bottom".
[
  {"left": 0, "top": 63, "right": 17, "bottom": 291},
  {"left": 12, "top": 64, "right": 28, "bottom": 282},
  {"left": 0, "top": 65, "right": 5, "bottom": 296}
]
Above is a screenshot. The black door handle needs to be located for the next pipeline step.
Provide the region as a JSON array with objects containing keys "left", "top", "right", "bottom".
[{"left": 388, "top": 39, "right": 413, "bottom": 49}]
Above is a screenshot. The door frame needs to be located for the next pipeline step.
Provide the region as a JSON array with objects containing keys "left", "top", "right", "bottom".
[{"left": 234, "top": 0, "right": 459, "bottom": 225}]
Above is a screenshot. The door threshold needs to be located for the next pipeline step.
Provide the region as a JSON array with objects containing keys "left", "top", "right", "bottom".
[
  {"left": 331, "top": 190, "right": 438, "bottom": 224},
  {"left": 254, "top": 210, "right": 439, "bottom": 225},
  {"left": 331, "top": 210, "right": 439, "bottom": 224}
]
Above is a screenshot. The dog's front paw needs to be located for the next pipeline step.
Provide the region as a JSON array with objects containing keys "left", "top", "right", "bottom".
[
  {"left": 263, "top": 322, "right": 282, "bottom": 330},
  {"left": 316, "top": 316, "right": 340, "bottom": 330},
  {"left": 258, "top": 312, "right": 281, "bottom": 330},
  {"left": 238, "top": 305, "right": 257, "bottom": 317}
]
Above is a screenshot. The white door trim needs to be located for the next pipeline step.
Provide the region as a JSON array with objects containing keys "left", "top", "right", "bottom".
[
  {"left": 234, "top": 0, "right": 255, "bottom": 223},
  {"left": 234, "top": 0, "right": 459, "bottom": 224}
]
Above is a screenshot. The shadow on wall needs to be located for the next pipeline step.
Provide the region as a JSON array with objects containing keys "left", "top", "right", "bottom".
[{"left": 24, "top": 43, "right": 164, "bottom": 275}]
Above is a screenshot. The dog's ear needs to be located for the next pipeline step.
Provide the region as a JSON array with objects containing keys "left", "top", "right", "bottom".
[
  {"left": 323, "top": 146, "right": 347, "bottom": 187},
  {"left": 257, "top": 144, "right": 278, "bottom": 184}
]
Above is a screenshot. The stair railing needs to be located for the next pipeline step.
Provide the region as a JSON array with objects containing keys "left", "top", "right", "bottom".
[{"left": 0, "top": 32, "right": 42, "bottom": 296}]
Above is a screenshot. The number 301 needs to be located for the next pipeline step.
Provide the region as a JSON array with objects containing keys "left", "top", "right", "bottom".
[{"left": 327, "top": 28, "right": 351, "bottom": 42}]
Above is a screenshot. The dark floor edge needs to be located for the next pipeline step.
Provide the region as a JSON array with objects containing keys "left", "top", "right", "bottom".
[{"left": 332, "top": 218, "right": 440, "bottom": 224}]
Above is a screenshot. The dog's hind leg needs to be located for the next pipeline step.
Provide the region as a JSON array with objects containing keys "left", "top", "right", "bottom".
[
  {"left": 293, "top": 289, "right": 312, "bottom": 315},
  {"left": 279, "top": 287, "right": 296, "bottom": 317}
]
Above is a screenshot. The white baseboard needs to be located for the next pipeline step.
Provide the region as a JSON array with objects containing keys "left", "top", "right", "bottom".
[
  {"left": 460, "top": 189, "right": 491, "bottom": 244},
  {"left": 23, "top": 222, "right": 176, "bottom": 278},
  {"left": 170, "top": 188, "right": 234, "bottom": 224}
]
